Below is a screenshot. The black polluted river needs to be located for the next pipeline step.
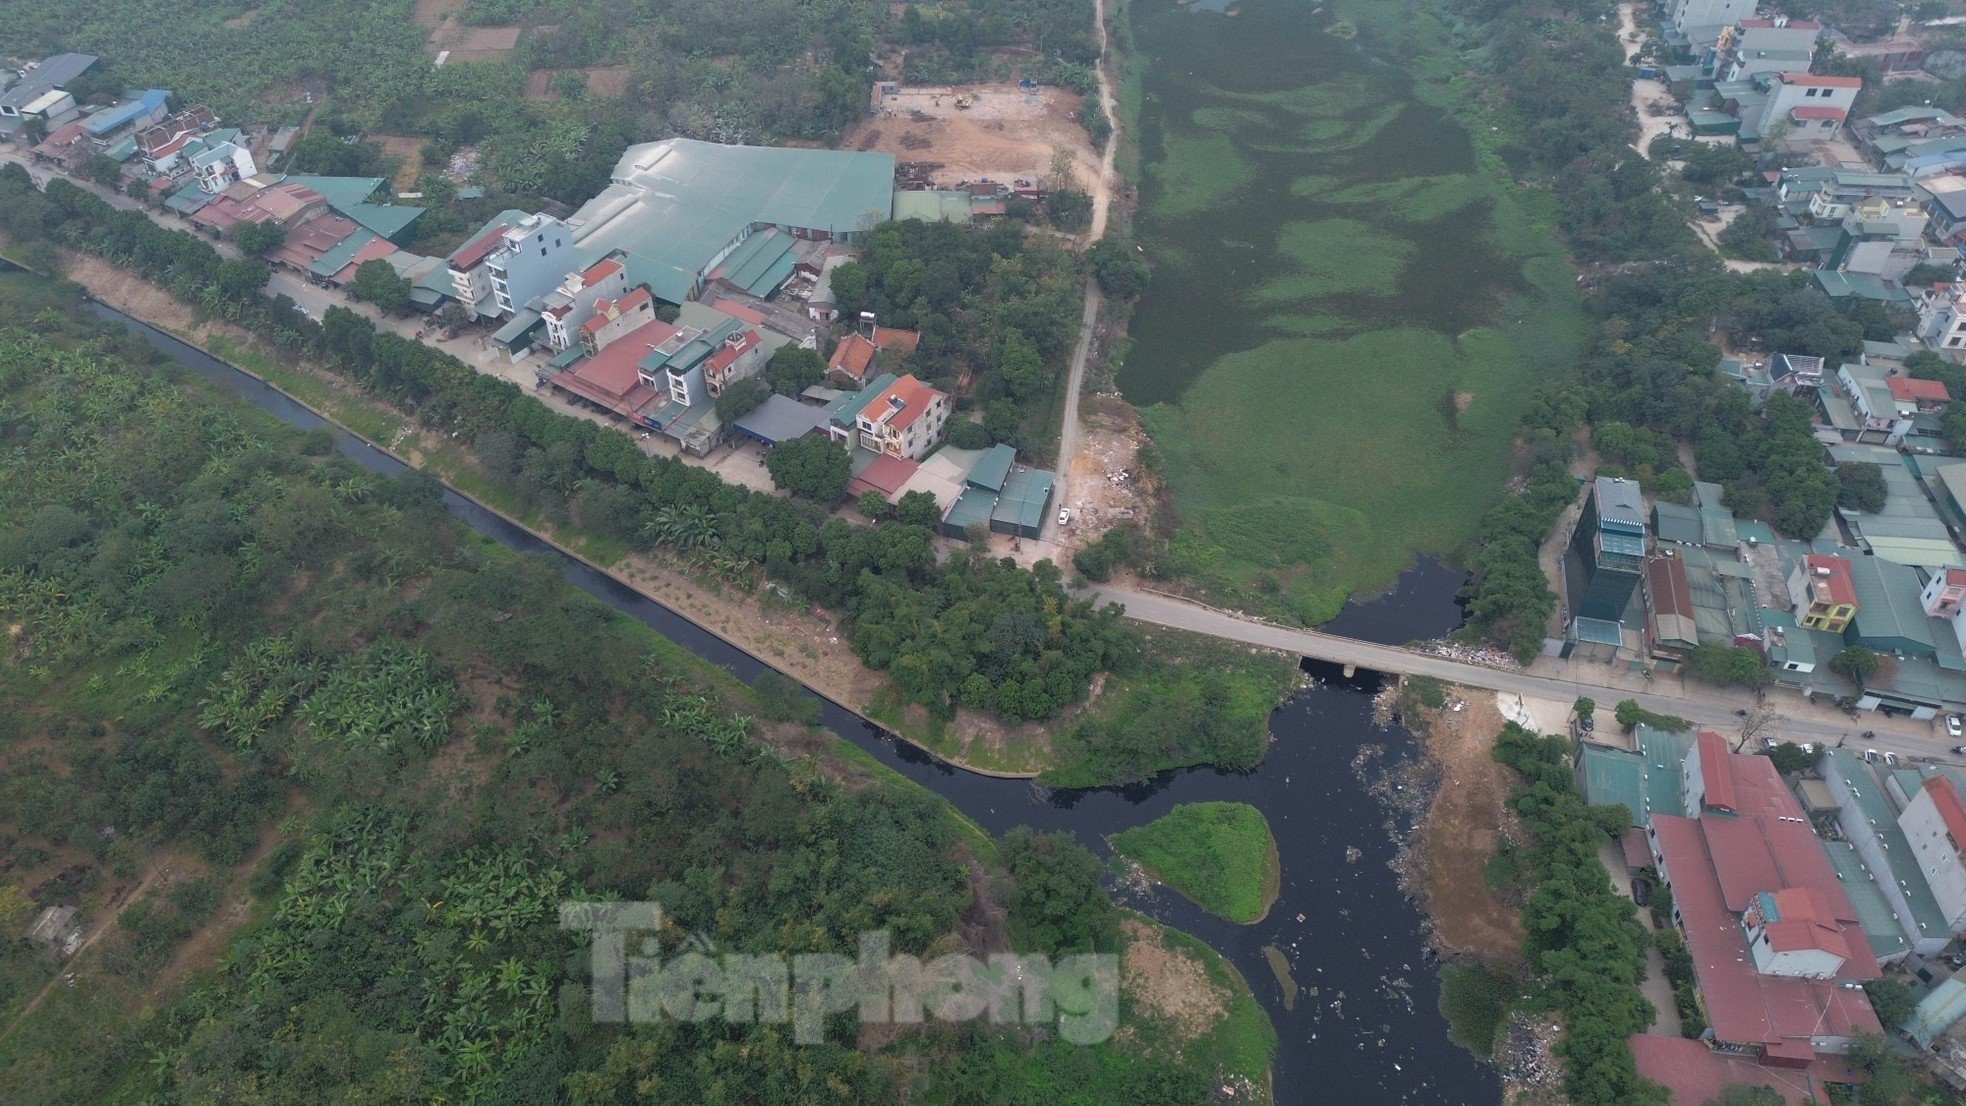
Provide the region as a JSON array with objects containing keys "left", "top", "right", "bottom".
[{"left": 67, "top": 277, "right": 1502, "bottom": 1106}]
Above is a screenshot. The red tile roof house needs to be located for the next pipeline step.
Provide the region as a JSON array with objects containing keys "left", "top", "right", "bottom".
[
  {"left": 826, "top": 325, "right": 921, "bottom": 387},
  {"left": 546, "top": 317, "right": 679, "bottom": 427},
  {"left": 1886, "top": 374, "right": 1952, "bottom": 412},
  {"left": 849, "top": 373, "right": 951, "bottom": 461},
  {"left": 1639, "top": 732, "right": 1880, "bottom": 1093}
]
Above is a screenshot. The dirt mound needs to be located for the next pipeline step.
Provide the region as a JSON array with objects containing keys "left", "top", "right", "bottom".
[
  {"left": 1121, "top": 919, "right": 1228, "bottom": 1040},
  {"left": 1402, "top": 685, "right": 1526, "bottom": 963}
]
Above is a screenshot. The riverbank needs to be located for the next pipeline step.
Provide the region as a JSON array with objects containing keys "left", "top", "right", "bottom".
[
  {"left": 27, "top": 245, "right": 1094, "bottom": 778},
  {"left": 0, "top": 274, "right": 1282, "bottom": 1104},
  {"left": 1389, "top": 677, "right": 1526, "bottom": 966}
]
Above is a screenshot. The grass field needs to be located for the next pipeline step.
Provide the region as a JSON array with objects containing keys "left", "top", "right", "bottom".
[
  {"left": 1111, "top": 801, "right": 1281, "bottom": 923},
  {"left": 1120, "top": 0, "right": 1588, "bottom": 624}
]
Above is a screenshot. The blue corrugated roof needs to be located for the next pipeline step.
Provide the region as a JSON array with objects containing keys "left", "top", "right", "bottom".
[{"left": 82, "top": 89, "right": 168, "bottom": 137}]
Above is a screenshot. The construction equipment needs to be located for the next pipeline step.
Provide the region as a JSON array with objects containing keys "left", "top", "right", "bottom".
[{"left": 953, "top": 94, "right": 974, "bottom": 109}]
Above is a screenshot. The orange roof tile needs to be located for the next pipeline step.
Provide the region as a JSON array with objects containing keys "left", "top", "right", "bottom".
[{"left": 829, "top": 333, "right": 877, "bottom": 383}]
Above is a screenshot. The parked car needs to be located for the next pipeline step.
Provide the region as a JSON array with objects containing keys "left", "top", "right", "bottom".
[
  {"left": 1948, "top": 714, "right": 1963, "bottom": 739},
  {"left": 1057, "top": 508, "right": 1070, "bottom": 526}
]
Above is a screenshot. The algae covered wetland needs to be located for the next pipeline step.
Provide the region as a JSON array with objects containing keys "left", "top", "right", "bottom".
[{"left": 1120, "top": 0, "right": 1587, "bottom": 623}]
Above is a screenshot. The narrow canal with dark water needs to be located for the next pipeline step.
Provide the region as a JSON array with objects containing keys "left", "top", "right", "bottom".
[{"left": 46, "top": 277, "right": 1502, "bottom": 1105}]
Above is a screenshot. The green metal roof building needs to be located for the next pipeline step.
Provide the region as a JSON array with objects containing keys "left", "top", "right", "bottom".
[
  {"left": 990, "top": 467, "right": 1055, "bottom": 539},
  {"left": 1846, "top": 555, "right": 1942, "bottom": 659},
  {"left": 1822, "top": 841, "right": 1912, "bottom": 962},
  {"left": 1577, "top": 723, "right": 1698, "bottom": 828},
  {"left": 942, "top": 486, "right": 997, "bottom": 538},
  {"left": 567, "top": 139, "right": 895, "bottom": 305}
]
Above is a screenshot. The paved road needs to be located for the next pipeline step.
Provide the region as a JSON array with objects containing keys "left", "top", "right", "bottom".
[{"left": 1091, "top": 584, "right": 1963, "bottom": 760}]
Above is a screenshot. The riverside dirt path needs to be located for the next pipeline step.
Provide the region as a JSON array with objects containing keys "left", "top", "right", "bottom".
[{"left": 1049, "top": 0, "right": 1126, "bottom": 545}]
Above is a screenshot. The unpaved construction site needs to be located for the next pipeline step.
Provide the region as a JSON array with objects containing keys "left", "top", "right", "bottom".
[
  {"left": 846, "top": 82, "right": 1100, "bottom": 191},
  {"left": 1058, "top": 395, "right": 1151, "bottom": 554}
]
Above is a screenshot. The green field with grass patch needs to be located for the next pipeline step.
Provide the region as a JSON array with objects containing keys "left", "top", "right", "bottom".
[
  {"left": 1119, "top": 0, "right": 1587, "bottom": 623},
  {"left": 1111, "top": 802, "right": 1281, "bottom": 923}
]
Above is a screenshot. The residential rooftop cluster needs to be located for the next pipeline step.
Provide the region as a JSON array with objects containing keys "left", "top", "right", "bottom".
[
  {"left": 1564, "top": 398, "right": 1966, "bottom": 719},
  {"left": 1580, "top": 724, "right": 1960, "bottom": 1101},
  {"left": 430, "top": 140, "right": 1052, "bottom": 528},
  {"left": 5, "top": 79, "right": 1050, "bottom": 529},
  {"left": 1644, "top": 7, "right": 1966, "bottom": 310}
]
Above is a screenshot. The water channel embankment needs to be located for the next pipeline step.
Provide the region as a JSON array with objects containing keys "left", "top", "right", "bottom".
[{"left": 19, "top": 260, "right": 1501, "bottom": 1105}]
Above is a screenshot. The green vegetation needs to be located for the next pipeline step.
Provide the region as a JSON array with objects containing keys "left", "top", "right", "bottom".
[
  {"left": 1613, "top": 699, "right": 1691, "bottom": 733},
  {"left": 1832, "top": 646, "right": 1882, "bottom": 685},
  {"left": 229, "top": 219, "right": 286, "bottom": 257},
  {"left": 1717, "top": 206, "right": 1781, "bottom": 262},
  {"left": 0, "top": 277, "right": 1260, "bottom": 1104},
  {"left": 825, "top": 220, "right": 1082, "bottom": 455},
  {"left": 1864, "top": 978, "right": 1917, "bottom": 1032},
  {"left": 1765, "top": 741, "right": 1823, "bottom": 776},
  {"left": 765, "top": 433, "right": 853, "bottom": 502},
  {"left": 1110, "top": 802, "right": 1278, "bottom": 924},
  {"left": 1043, "top": 631, "right": 1297, "bottom": 787},
  {"left": 1437, "top": 961, "right": 1518, "bottom": 1057},
  {"left": 2, "top": 166, "right": 1265, "bottom": 782},
  {"left": 1121, "top": 0, "right": 1588, "bottom": 625},
  {"left": 347, "top": 256, "right": 413, "bottom": 314},
  {"left": 1656, "top": 926, "right": 1707, "bottom": 1038},
  {"left": 1839, "top": 462, "right": 1889, "bottom": 514},
  {"left": 764, "top": 343, "right": 825, "bottom": 397},
  {"left": 714, "top": 376, "right": 769, "bottom": 424},
  {"left": 1493, "top": 724, "right": 1666, "bottom": 1106},
  {"left": 1685, "top": 643, "right": 1771, "bottom": 689}
]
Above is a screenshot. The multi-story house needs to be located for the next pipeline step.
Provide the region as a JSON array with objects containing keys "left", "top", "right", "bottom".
[
  {"left": 580, "top": 288, "right": 657, "bottom": 355},
  {"left": 1903, "top": 776, "right": 1966, "bottom": 931},
  {"left": 1667, "top": 0, "right": 1756, "bottom": 52},
  {"left": 188, "top": 136, "right": 256, "bottom": 194},
  {"left": 133, "top": 105, "right": 219, "bottom": 174},
  {"left": 635, "top": 320, "right": 767, "bottom": 408},
  {"left": 1563, "top": 476, "right": 1647, "bottom": 653},
  {"left": 1716, "top": 17, "right": 1820, "bottom": 82},
  {"left": 849, "top": 374, "right": 951, "bottom": 461},
  {"left": 448, "top": 212, "right": 576, "bottom": 320},
  {"left": 1755, "top": 72, "right": 1863, "bottom": 144},
  {"left": 540, "top": 257, "right": 629, "bottom": 351},
  {"left": 1787, "top": 553, "right": 1858, "bottom": 633}
]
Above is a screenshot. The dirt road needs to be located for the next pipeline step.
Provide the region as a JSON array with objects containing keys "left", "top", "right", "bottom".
[
  {"left": 0, "top": 866, "right": 164, "bottom": 1049},
  {"left": 1049, "top": 0, "right": 1126, "bottom": 544}
]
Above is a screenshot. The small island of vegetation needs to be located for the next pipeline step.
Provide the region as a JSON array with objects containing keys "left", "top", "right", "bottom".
[{"left": 1111, "top": 801, "right": 1280, "bottom": 924}]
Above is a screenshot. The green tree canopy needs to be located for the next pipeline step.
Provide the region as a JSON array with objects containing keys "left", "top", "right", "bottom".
[
  {"left": 764, "top": 343, "right": 824, "bottom": 396},
  {"left": 1830, "top": 646, "right": 1879, "bottom": 684},
  {"left": 1685, "top": 644, "right": 1769, "bottom": 689},
  {"left": 764, "top": 435, "right": 850, "bottom": 502},
  {"left": 1862, "top": 978, "right": 1915, "bottom": 1030},
  {"left": 1836, "top": 463, "right": 1887, "bottom": 514},
  {"left": 714, "top": 377, "right": 767, "bottom": 424},
  {"left": 232, "top": 220, "right": 287, "bottom": 256},
  {"left": 349, "top": 259, "right": 411, "bottom": 314}
]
